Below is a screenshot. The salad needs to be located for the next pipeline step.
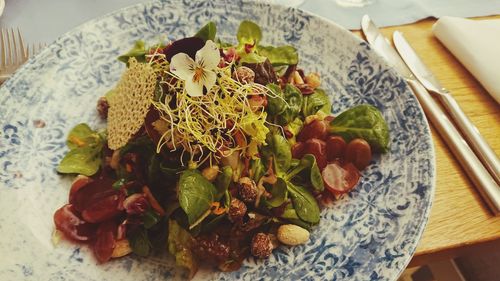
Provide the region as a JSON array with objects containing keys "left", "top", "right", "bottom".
[{"left": 53, "top": 21, "right": 389, "bottom": 277}]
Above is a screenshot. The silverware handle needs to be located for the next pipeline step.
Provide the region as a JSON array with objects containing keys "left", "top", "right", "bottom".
[
  {"left": 435, "top": 90, "right": 500, "bottom": 185},
  {"left": 407, "top": 79, "right": 500, "bottom": 215}
]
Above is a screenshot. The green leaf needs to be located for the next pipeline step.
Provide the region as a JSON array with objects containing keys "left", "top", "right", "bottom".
[
  {"left": 129, "top": 227, "right": 151, "bottom": 257},
  {"left": 66, "top": 123, "right": 101, "bottom": 149},
  {"left": 329, "top": 104, "right": 390, "bottom": 152},
  {"left": 112, "top": 178, "right": 127, "bottom": 190},
  {"left": 302, "top": 88, "right": 331, "bottom": 117},
  {"left": 168, "top": 220, "right": 198, "bottom": 278},
  {"left": 178, "top": 170, "right": 217, "bottom": 226},
  {"left": 194, "top": 21, "right": 217, "bottom": 41},
  {"left": 266, "top": 83, "right": 286, "bottom": 116},
  {"left": 215, "top": 166, "right": 232, "bottom": 201},
  {"left": 260, "top": 133, "right": 291, "bottom": 175},
  {"left": 286, "top": 154, "right": 324, "bottom": 192},
  {"left": 258, "top": 45, "right": 298, "bottom": 66},
  {"left": 237, "top": 20, "right": 262, "bottom": 45},
  {"left": 239, "top": 52, "right": 267, "bottom": 64},
  {"left": 118, "top": 40, "right": 146, "bottom": 64},
  {"left": 143, "top": 210, "right": 161, "bottom": 229},
  {"left": 265, "top": 177, "right": 288, "bottom": 207},
  {"left": 277, "top": 84, "right": 303, "bottom": 125},
  {"left": 286, "top": 117, "right": 303, "bottom": 138},
  {"left": 250, "top": 158, "right": 265, "bottom": 183},
  {"left": 57, "top": 146, "right": 102, "bottom": 176},
  {"left": 287, "top": 182, "right": 320, "bottom": 224}
]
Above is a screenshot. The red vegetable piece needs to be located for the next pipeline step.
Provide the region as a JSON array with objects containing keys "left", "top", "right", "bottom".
[
  {"left": 81, "top": 192, "right": 125, "bottom": 223},
  {"left": 303, "top": 138, "right": 327, "bottom": 169},
  {"left": 345, "top": 138, "right": 372, "bottom": 170},
  {"left": 163, "top": 37, "right": 205, "bottom": 62},
  {"left": 93, "top": 220, "right": 118, "bottom": 263},
  {"left": 69, "top": 175, "right": 93, "bottom": 204},
  {"left": 53, "top": 204, "right": 97, "bottom": 242},
  {"left": 71, "top": 177, "right": 117, "bottom": 212},
  {"left": 322, "top": 162, "right": 360, "bottom": 196},
  {"left": 297, "top": 119, "right": 327, "bottom": 142},
  {"left": 326, "top": 136, "right": 346, "bottom": 161},
  {"left": 291, "top": 142, "right": 305, "bottom": 159}
]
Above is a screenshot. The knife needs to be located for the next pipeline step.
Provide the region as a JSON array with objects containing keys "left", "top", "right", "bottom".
[
  {"left": 361, "top": 15, "right": 500, "bottom": 215},
  {"left": 393, "top": 31, "right": 500, "bottom": 186}
]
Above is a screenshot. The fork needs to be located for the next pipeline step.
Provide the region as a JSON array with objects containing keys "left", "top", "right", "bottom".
[{"left": 0, "top": 28, "right": 44, "bottom": 83}]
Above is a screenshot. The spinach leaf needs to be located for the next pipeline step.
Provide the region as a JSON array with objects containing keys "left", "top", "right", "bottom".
[
  {"left": 258, "top": 45, "right": 298, "bottom": 66},
  {"left": 265, "top": 177, "right": 288, "bottom": 207},
  {"left": 277, "top": 84, "right": 303, "bottom": 125},
  {"left": 237, "top": 20, "right": 262, "bottom": 45},
  {"left": 178, "top": 170, "right": 217, "bottom": 226},
  {"left": 129, "top": 227, "right": 151, "bottom": 257},
  {"left": 118, "top": 40, "right": 146, "bottom": 64},
  {"left": 286, "top": 154, "right": 324, "bottom": 192},
  {"left": 302, "top": 88, "right": 331, "bottom": 117},
  {"left": 215, "top": 166, "right": 232, "bottom": 201},
  {"left": 57, "top": 146, "right": 102, "bottom": 176},
  {"left": 280, "top": 208, "right": 313, "bottom": 230},
  {"left": 168, "top": 220, "right": 198, "bottom": 278},
  {"left": 266, "top": 83, "right": 286, "bottom": 116},
  {"left": 194, "top": 21, "right": 217, "bottom": 41},
  {"left": 287, "top": 182, "right": 320, "bottom": 224},
  {"left": 329, "top": 104, "right": 390, "bottom": 152},
  {"left": 260, "top": 133, "right": 291, "bottom": 175},
  {"left": 143, "top": 210, "right": 161, "bottom": 229}
]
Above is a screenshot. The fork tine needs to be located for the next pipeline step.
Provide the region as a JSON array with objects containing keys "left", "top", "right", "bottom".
[
  {"left": 10, "top": 28, "right": 18, "bottom": 64},
  {"left": 17, "top": 28, "right": 27, "bottom": 61},
  {"left": 0, "top": 29, "right": 5, "bottom": 67},
  {"left": 5, "top": 28, "right": 12, "bottom": 65}
]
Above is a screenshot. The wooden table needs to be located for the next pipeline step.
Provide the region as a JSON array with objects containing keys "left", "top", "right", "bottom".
[{"left": 355, "top": 16, "right": 500, "bottom": 267}]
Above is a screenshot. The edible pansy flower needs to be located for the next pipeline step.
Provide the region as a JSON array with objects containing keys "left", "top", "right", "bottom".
[{"left": 169, "top": 40, "right": 220, "bottom": 97}]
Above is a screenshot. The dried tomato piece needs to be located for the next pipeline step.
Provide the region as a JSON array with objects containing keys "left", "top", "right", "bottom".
[
  {"left": 92, "top": 220, "right": 118, "bottom": 263},
  {"left": 322, "top": 162, "right": 360, "bottom": 196},
  {"left": 53, "top": 204, "right": 97, "bottom": 242},
  {"left": 81, "top": 192, "right": 125, "bottom": 223},
  {"left": 71, "top": 177, "right": 117, "bottom": 212}
]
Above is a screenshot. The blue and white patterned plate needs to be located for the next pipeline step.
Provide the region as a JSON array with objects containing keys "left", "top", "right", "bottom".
[{"left": 0, "top": 0, "right": 435, "bottom": 280}]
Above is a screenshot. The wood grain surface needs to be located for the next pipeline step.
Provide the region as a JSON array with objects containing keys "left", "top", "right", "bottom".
[{"left": 355, "top": 15, "right": 500, "bottom": 266}]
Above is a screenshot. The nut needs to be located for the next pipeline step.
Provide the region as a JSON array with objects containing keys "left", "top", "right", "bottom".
[
  {"left": 232, "top": 66, "right": 255, "bottom": 84},
  {"left": 110, "top": 150, "right": 121, "bottom": 170},
  {"left": 96, "top": 96, "right": 109, "bottom": 119},
  {"left": 292, "top": 71, "right": 304, "bottom": 85},
  {"left": 202, "top": 165, "right": 220, "bottom": 182},
  {"left": 305, "top": 72, "right": 321, "bottom": 89},
  {"left": 251, "top": 232, "right": 273, "bottom": 259},
  {"left": 238, "top": 177, "right": 258, "bottom": 203},
  {"left": 277, "top": 224, "right": 310, "bottom": 246},
  {"left": 111, "top": 239, "right": 132, "bottom": 258},
  {"left": 228, "top": 198, "right": 247, "bottom": 223}
]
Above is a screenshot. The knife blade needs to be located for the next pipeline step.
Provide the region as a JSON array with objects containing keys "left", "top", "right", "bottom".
[
  {"left": 361, "top": 15, "right": 500, "bottom": 215},
  {"left": 394, "top": 31, "right": 500, "bottom": 186}
]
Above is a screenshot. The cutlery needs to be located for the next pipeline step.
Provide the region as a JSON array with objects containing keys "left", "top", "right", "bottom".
[
  {"left": 361, "top": 15, "right": 500, "bottom": 215},
  {"left": 0, "top": 28, "right": 44, "bottom": 83},
  {"left": 393, "top": 31, "right": 500, "bottom": 187}
]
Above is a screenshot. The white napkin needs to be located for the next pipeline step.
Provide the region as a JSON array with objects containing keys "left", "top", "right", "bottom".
[{"left": 433, "top": 16, "right": 500, "bottom": 104}]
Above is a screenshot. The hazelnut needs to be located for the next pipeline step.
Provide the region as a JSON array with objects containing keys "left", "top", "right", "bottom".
[
  {"left": 96, "top": 96, "right": 109, "bottom": 119},
  {"left": 202, "top": 165, "right": 220, "bottom": 182},
  {"left": 232, "top": 66, "right": 255, "bottom": 84},
  {"left": 277, "top": 224, "right": 310, "bottom": 246},
  {"left": 238, "top": 177, "right": 258, "bottom": 203},
  {"left": 227, "top": 198, "right": 247, "bottom": 223},
  {"left": 251, "top": 232, "right": 273, "bottom": 259}
]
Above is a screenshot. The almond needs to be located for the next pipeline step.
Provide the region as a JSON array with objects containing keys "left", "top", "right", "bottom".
[{"left": 277, "top": 224, "right": 310, "bottom": 246}]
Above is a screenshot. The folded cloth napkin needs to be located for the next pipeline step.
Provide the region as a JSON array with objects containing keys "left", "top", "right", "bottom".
[{"left": 433, "top": 16, "right": 500, "bottom": 104}]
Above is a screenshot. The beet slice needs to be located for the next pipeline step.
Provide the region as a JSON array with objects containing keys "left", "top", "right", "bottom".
[{"left": 53, "top": 204, "right": 97, "bottom": 242}]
